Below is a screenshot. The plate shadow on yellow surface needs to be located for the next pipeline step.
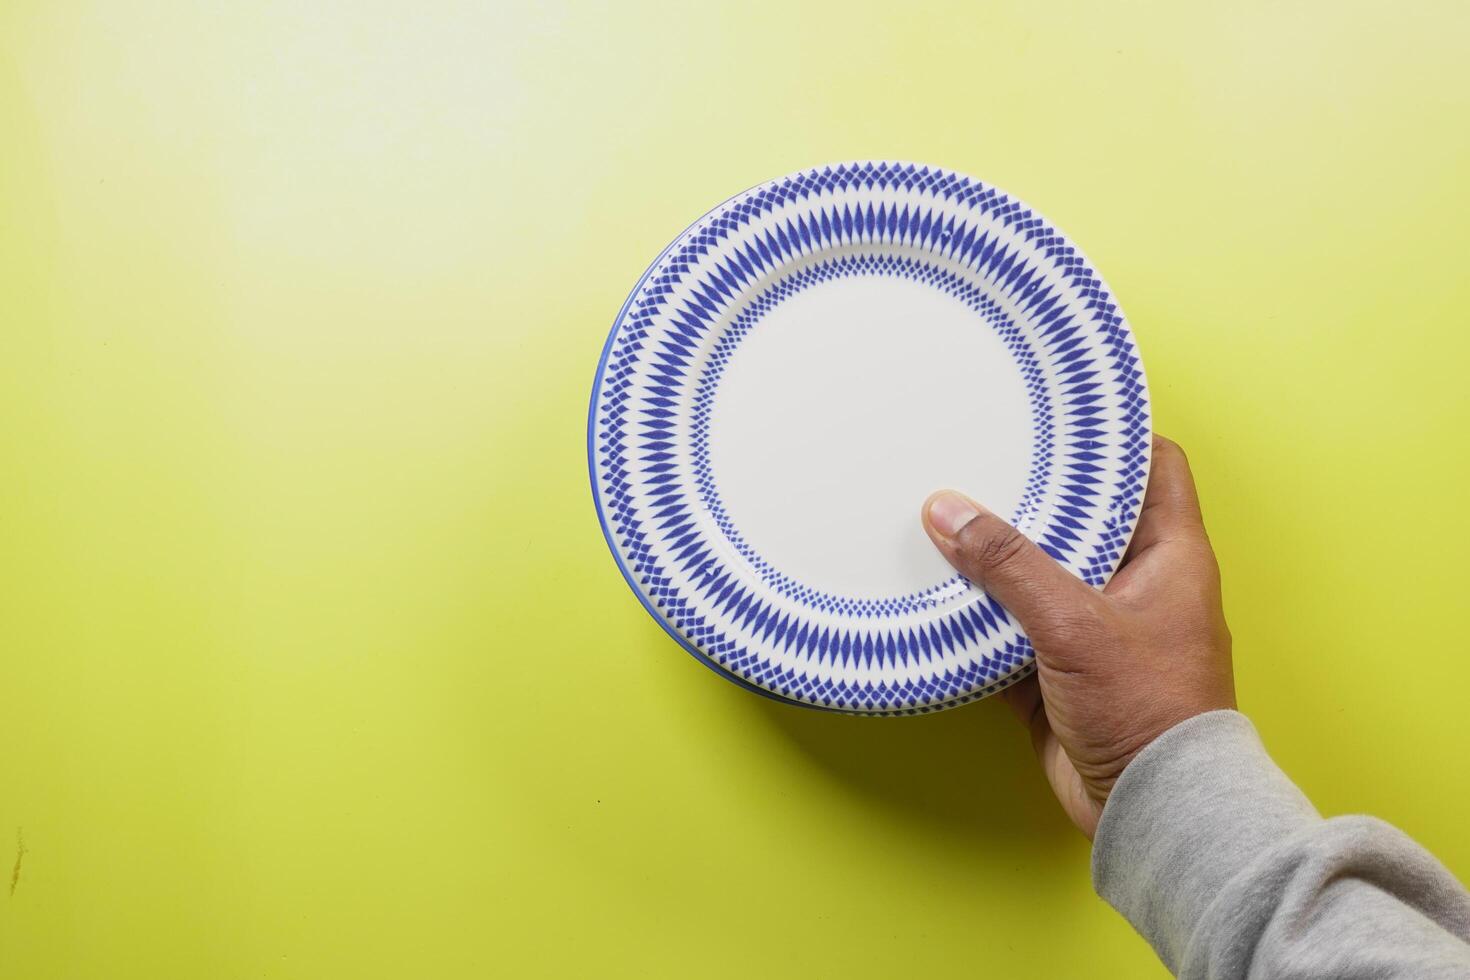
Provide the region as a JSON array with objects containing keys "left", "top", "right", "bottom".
[
  {"left": 636, "top": 617, "right": 1078, "bottom": 853},
  {"left": 754, "top": 689, "right": 1075, "bottom": 846}
]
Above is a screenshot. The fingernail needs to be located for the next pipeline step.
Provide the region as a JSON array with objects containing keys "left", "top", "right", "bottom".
[{"left": 927, "top": 491, "right": 982, "bottom": 538}]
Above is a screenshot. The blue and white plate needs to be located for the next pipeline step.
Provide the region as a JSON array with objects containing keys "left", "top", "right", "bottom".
[{"left": 589, "top": 162, "right": 1150, "bottom": 714}]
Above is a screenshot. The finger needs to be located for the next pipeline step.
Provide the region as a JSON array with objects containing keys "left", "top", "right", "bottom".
[
  {"left": 1121, "top": 434, "right": 1206, "bottom": 562},
  {"left": 922, "top": 489, "right": 1097, "bottom": 635},
  {"left": 1000, "top": 673, "right": 1056, "bottom": 762},
  {"left": 999, "top": 672, "right": 1044, "bottom": 730}
]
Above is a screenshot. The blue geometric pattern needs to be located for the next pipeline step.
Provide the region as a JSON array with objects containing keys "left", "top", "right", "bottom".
[
  {"left": 689, "top": 253, "right": 1056, "bottom": 618},
  {"left": 588, "top": 162, "right": 1152, "bottom": 714}
]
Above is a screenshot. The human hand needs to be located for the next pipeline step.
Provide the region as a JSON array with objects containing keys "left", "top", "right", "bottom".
[{"left": 922, "top": 435, "right": 1236, "bottom": 838}]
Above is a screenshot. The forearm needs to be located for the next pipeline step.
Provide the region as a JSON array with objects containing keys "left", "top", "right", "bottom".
[{"left": 1093, "top": 710, "right": 1470, "bottom": 978}]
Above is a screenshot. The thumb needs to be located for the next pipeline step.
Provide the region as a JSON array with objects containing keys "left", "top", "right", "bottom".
[{"left": 922, "top": 490, "right": 1098, "bottom": 638}]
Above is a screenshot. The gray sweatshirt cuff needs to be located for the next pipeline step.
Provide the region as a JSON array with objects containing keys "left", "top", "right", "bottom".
[{"left": 1091, "top": 710, "right": 1320, "bottom": 970}]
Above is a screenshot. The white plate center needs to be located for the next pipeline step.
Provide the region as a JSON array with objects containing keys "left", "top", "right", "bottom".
[{"left": 707, "top": 270, "right": 1035, "bottom": 600}]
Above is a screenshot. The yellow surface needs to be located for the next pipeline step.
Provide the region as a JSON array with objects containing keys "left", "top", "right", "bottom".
[{"left": 3, "top": 2, "right": 1468, "bottom": 976}]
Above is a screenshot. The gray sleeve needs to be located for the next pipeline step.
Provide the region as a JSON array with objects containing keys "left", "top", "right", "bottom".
[{"left": 1092, "top": 710, "right": 1470, "bottom": 979}]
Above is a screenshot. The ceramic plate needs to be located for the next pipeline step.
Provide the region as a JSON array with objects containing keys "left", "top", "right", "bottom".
[{"left": 589, "top": 162, "right": 1150, "bottom": 714}]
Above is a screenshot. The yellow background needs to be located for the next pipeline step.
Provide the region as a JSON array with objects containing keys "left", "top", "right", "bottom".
[{"left": 3, "top": 2, "right": 1468, "bottom": 976}]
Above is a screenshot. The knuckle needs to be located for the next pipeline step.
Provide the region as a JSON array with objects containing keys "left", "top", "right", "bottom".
[
  {"left": 962, "top": 519, "right": 1031, "bottom": 572},
  {"left": 1177, "top": 540, "right": 1219, "bottom": 581},
  {"left": 1153, "top": 433, "right": 1186, "bottom": 464}
]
